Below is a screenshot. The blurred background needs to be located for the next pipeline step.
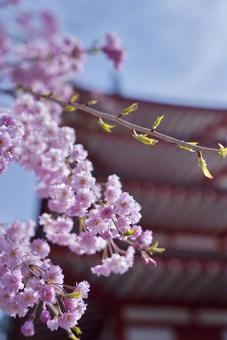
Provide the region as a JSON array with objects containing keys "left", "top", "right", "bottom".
[{"left": 2, "top": 0, "right": 227, "bottom": 339}]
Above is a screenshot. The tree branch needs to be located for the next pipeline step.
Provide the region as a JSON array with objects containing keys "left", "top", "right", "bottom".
[{"left": 0, "top": 87, "right": 221, "bottom": 154}]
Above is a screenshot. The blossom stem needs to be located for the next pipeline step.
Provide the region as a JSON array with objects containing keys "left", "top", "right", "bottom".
[
  {"left": 107, "top": 241, "right": 113, "bottom": 256},
  {"left": 102, "top": 246, "right": 108, "bottom": 260},
  {"left": 21, "top": 88, "right": 220, "bottom": 154},
  {"left": 110, "top": 240, "right": 126, "bottom": 255},
  {"left": 46, "top": 304, "right": 59, "bottom": 318}
]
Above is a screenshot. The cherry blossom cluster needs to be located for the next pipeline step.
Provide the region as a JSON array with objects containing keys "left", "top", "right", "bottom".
[
  {"left": 0, "top": 111, "right": 24, "bottom": 173},
  {"left": 13, "top": 36, "right": 86, "bottom": 97},
  {"left": 101, "top": 32, "right": 127, "bottom": 70},
  {"left": 12, "top": 33, "right": 125, "bottom": 95},
  {"left": 0, "top": 2, "right": 157, "bottom": 338},
  {"left": 0, "top": 219, "right": 89, "bottom": 338},
  {"left": 0, "top": 10, "right": 125, "bottom": 96},
  {"left": 11, "top": 93, "right": 156, "bottom": 278},
  {"left": 16, "top": 9, "right": 58, "bottom": 38}
]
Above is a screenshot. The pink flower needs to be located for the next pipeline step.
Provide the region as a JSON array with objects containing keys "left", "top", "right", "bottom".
[
  {"left": 49, "top": 183, "right": 75, "bottom": 212},
  {"left": 31, "top": 239, "right": 50, "bottom": 258},
  {"left": 58, "top": 312, "right": 78, "bottom": 330},
  {"left": 40, "top": 285, "right": 56, "bottom": 304},
  {"left": 76, "top": 281, "right": 90, "bottom": 299},
  {"left": 4, "top": 245, "right": 24, "bottom": 267},
  {"left": 40, "top": 10, "right": 58, "bottom": 36},
  {"left": 47, "top": 318, "right": 59, "bottom": 331},
  {"left": 86, "top": 212, "right": 109, "bottom": 234},
  {"left": 17, "top": 288, "right": 39, "bottom": 309},
  {"left": 117, "top": 216, "right": 130, "bottom": 233},
  {"left": 64, "top": 297, "right": 78, "bottom": 312},
  {"left": 70, "top": 144, "right": 88, "bottom": 162},
  {"left": 6, "top": 220, "right": 35, "bottom": 243},
  {"left": 99, "top": 207, "right": 114, "bottom": 220},
  {"left": 0, "top": 113, "right": 24, "bottom": 173},
  {"left": 2, "top": 269, "right": 24, "bottom": 293},
  {"left": 43, "top": 265, "right": 64, "bottom": 284},
  {"left": 75, "top": 188, "right": 95, "bottom": 209},
  {"left": 40, "top": 309, "right": 51, "bottom": 323},
  {"left": 102, "top": 33, "right": 126, "bottom": 69},
  {"left": 69, "top": 232, "right": 106, "bottom": 255},
  {"left": 91, "top": 246, "right": 135, "bottom": 277},
  {"left": 115, "top": 193, "right": 136, "bottom": 216},
  {"left": 140, "top": 230, "right": 153, "bottom": 248},
  {"left": 21, "top": 320, "right": 35, "bottom": 337},
  {"left": 41, "top": 148, "right": 64, "bottom": 171},
  {"left": 71, "top": 171, "right": 95, "bottom": 190}
]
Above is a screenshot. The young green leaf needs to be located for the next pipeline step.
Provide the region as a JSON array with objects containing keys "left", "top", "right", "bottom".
[
  {"left": 42, "top": 92, "right": 52, "bottom": 98},
  {"left": 70, "top": 94, "right": 79, "bottom": 103},
  {"left": 152, "top": 115, "right": 165, "bottom": 130},
  {"left": 69, "top": 335, "right": 79, "bottom": 340},
  {"left": 98, "top": 118, "right": 116, "bottom": 133},
  {"left": 147, "top": 241, "right": 165, "bottom": 255},
  {"left": 87, "top": 99, "right": 98, "bottom": 106},
  {"left": 178, "top": 142, "right": 198, "bottom": 152},
  {"left": 197, "top": 152, "right": 213, "bottom": 179},
  {"left": 218, "top": 143, "right": 227, "bottom": 159},
  {"left": 64, "top": 105, "right": 77, "bottom": 112},
  {"left": 65, "top": 291, "right": 81, "bottom": 299},
  {"left": 123, "top": 229, "right": 136, "bottom": 237},
  {"left": 132, "top": 130, "right": 158, "bottom": 145},
  {"left": 52, "top": 94, "right": 61, "bottom": 100},
  {"left": 120, "top": 102, "right": 139, "bottom": 116},
  {"left": 72, "top": 326, "right": 82, "bottom": 336}
]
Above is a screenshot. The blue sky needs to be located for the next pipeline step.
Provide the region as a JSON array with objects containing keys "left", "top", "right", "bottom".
[
  {"left": 1, "top": 0, "right": 227, "bottom": 221},
  {"left": 21, "top": 0, "right": 227, "bottom": 107},
  {"left": 0, "top": 164, "right": 38, "bottom": 222}
]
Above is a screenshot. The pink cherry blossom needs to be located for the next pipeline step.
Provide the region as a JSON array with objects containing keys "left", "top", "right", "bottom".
[
  {"left": 40, "top": 285, "right": 56, "bottom": 304},
  {"left": 58, "top": 312, "right": 78, "bottom": 330},
  {"left": 40, "top": 309, "right": 51, "bottom": 323},
  {"left": 102, "top": 33, "right": 127, "bottom": 69},
  {"left": 91, "top": 246, "right": 135, "bottom": 277},
  {"left": 21, "top": 320, "right": 35, "bottom": 337}
]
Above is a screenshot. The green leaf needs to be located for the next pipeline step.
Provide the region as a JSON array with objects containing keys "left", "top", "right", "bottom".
[
  {"left": 152, "top": 115, "right": 165, "bottom": 130},
  {"left": 120, "top": 103, "right": 139, "bottom": 116},
  {"left": 42, "top": 92, "right": 52, "bottom": 98},
  {"left": 218, "top": 143, "right": 227, "bottom": 159},
  {"left": 147, "top": 241, "right": 165, "bottom": 255},
  {"left": 65, "top": 291, "right": 81, "bottom": 299},
  {"left": 98, "top": 118, "right": 116, "bottom": 133},
  {"left": 123, "top": 229, "right": 136, "bottom": 237},
  {"left": 178, "top": 142, "right": 198, "bottom": 152},
  {"left": 70, "top": 94, "right": 79, "bottom": 103},
  {"left": 72, "top": 326, "right": 82, "bottom": 336},
  {"left": 69, "top": 335, "right": 79, "bottom": 340},
  {"left": 197, "top": 152, "right": 213, "bottom": 179},
  {"left": 132, "top": 130, "right": 158, "bottom": 145},
  {"left": 87, "top": 99, "right": 98, "bottom": 106},
  {"left": 52, "top": 94, "right": 61, "bottom": 100},
  {"left": 64, "top": 105, "right": 77, "bottom": 112}
]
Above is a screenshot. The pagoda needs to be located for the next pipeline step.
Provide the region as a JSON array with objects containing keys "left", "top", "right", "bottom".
[{"left": 12, "top": 89, "right": 227, "bottom": 340}]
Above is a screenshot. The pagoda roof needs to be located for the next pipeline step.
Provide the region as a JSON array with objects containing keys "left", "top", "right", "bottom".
[{"left": 55, "top": 88, "right": 227, "bottom": 309}]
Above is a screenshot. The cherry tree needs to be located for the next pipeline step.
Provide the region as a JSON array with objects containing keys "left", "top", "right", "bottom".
[{"left": 0, "top": 1, "right": 224, "bottom": 339}]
